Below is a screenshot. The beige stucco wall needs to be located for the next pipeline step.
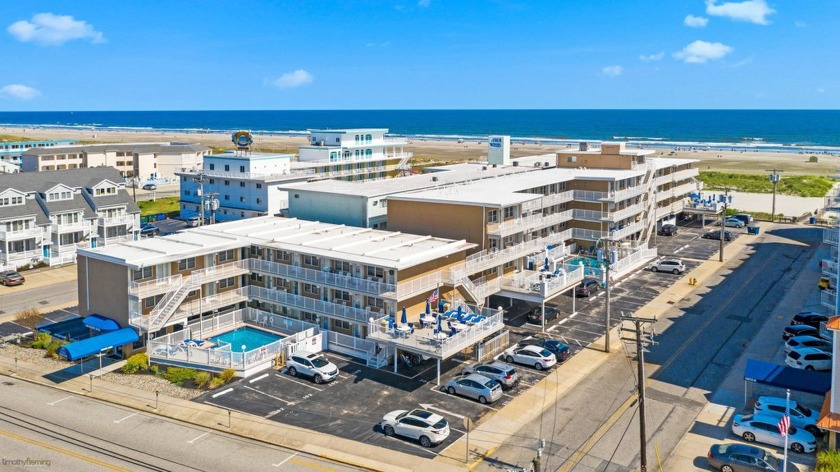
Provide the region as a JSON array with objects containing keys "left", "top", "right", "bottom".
[
  {"left": 389, "top": 200, "right": 487, "bottom": 252},
  {"left": 77, "top": 255, "right": 130, "bottom": 327}
]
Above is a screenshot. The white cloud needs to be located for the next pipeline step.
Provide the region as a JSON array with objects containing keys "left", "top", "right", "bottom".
[
  {"left": 639, "top": 52, "right": 665, "bottom": 62},
  {"left": 0, "top": 84, "right": 41, "bottom": 100},
  {"left": 417, "top": 0, "right": 431, "bottom": 6},
  {"left": 817, "top": 88, "right": 826, "bottom": 93},
  {"left": 684, "top": 15, "right": 709, "bottom": 27},
  {"left": 7, "top": 13, "right": 105, "bottom": 46},
  {"left": 601, "top": 65, "right": 623, "bottom": 76},
  {"left": 705, "top": 0, "right": 775, "bottom": 25},
  {"left": 270, "top": 70, "right": 314, "bottom": 89},
  {"left": 794, "top": 20, "right": 808, "bottom": 28},
  {"left": 673, "top": 40, "right": 733, "bottom": 64}
]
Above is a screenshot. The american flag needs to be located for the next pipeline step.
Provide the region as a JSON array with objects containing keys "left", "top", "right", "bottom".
[
  {"left": 428, "top": 288, "right": 439, "bottom": 304},
  {"left": 778, "top": 415, "right": 790, "bottom": 437}
]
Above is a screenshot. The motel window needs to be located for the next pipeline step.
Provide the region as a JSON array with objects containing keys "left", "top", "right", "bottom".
[
  {"left": 303, "top": 255, "right": 319, "bottom": 267},
  {"left": 366, "top": 297, "right": 385, "bottom": 309},
  {"left": 224, "top": 195, "right": 230, "bottom": 201},
  {"left": 187, "top": 290, "right": 199, "bottom": 298},
  {"left": 301, "top": 312, "right": 317, "bottom": 323},
  {"left": 209, "top": 179, "right": 215, "bottom": 184},
  {"left": 503, "top": 260, "right": 515, "bottom": 269},
  {"left": 240, "top": 182, "right": 245, "bottom": 187},
  {"left": 224, "top": 180, "right": 230, "bottom": 186},
  {"left": 219, "top": 277, "right": 236, "bottom": 289},
  {"left": 256, "top": 183, "right": 262, "bottom": 189},
  {"left": 487, "top": 210, "right": 498, "bottom": 223},
  {"left": 302, "top": 283, "right": 318, "bottom": 294},
  {"left": 240, "top": 197, "right": 245, "bottom": 202},
  {"left": 209, "top": 164, "right": 215, "bottom": 170},
  {"left": 489, "top": 239, "right": 499, "bottom": 251},
  {"left": 249, "top": 246, "right": 263, "bottom": 257},
  {"left": 334, "top": 319, "right": 351, "bottom": 331},
  {"left": 275, "top": 250, "right": 290, "bottom": 262},
  {"left": 380, "top": 199, "right": 387, "bottom": 208},
  {"left": 249, "top": 273, "right": 264, "bottom": 282},
  {"left": 178, "top": 257, "right": 196, "bottom": 271},
  {"left": 334, "top": 290, "right": 351, "bottom": 303},
  {"left": 143, "top": 294, "right": 163, "bottom": 308},
  {"left": 225, "top": 165, "right": 230, "bottom": 171},
  {"left": 132, "top": 266, "right": 153, "bottom": 281},
  {"left": 218, "top": 249, "right": 235, "bottom": 261},
  {"left": 333, "top": 260, "right": 351, "bottom": 273},
  {"left": 240, "top": 166, "right": 245, "bottom": 172},
  {"left": 503, "top": 206, "right": 515, "bottom": 219},
  {"left": 366, "top": 266, "right": 384, "bottom": 279}
]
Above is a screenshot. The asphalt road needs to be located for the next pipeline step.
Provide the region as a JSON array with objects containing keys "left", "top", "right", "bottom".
[
  {"left": 0, "top": 278, "right": 77, "bottom": 322},
  {"left": 477, "top": 225, "right": 821, "bottom": 471},
  {"left": 0, "top": 378, "right": 365, "bottom": 472}
]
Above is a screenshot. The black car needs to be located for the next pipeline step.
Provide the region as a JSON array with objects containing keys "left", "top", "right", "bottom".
[
  {"left": 782, "top": 325, "right": 819, "bottom": 341},
  {"left": 523, "top": 338, "right": 569, "bottom": 362},
  {"left": 657, "top": 224, "right": 677, "bottom": 236},
  {"left": 140, "top": 223, "right": 160, "bottom": 236},
  {"left": 707, "top": 443, "right": 796, "bottom": 472},
  {"left": 527, "top": 307, "right": 559, "bottom": 325},
  {"left": 702, "top": 230, "right": 733, "bottom": 241},
  {"left": 574, "top": 278, "right": 600, "bottom": 297},
  {"left": 790, "top": 312, "right": 829, "bottom": 329}
]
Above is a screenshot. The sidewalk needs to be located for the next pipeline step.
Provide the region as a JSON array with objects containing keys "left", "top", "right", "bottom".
[{"left": 664, "top": 227, "right": 824, "bottom": 472}]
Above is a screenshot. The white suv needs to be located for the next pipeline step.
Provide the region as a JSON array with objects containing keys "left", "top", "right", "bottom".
[
  {"left": 754, "top": 396, "right": 821, "bottom": 435},
  {"left": 286, "top": 351, "right": 339, "bottom": 384},
  {"left": 648, "top": 259, "right": 686, "bottom": 275},
  {"left": 380, "top": 408, "right": 450, "bottom": 447}
]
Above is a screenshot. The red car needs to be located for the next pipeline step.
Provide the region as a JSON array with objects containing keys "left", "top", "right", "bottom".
[{"left": 0, "top": 271, "right": 25, "bottom": 286}]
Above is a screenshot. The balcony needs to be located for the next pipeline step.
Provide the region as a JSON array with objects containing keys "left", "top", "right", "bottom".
[
  {"left": 573, "top": 190, "right": 608, "bottom": 202},
  {"left": 192, "top": 259, "right": 250, "bottom": 283},
  {"left": 824, "top": 228, "right": 839, "bottom": 246},
  {"left": 248, "top": 259, "right": 395, "bottom": 296},
  {"left": 604, "top": 202, "right": 646, "bottom": 222},
  {"left": 540, "top": 190, "right": 575, "bottom": 207},
  {"left": 655, "top": 168, "right": 699, "bottom": 185},
  {"left": 174, "top": 287, "right": 249, "bottom": 318},
  {"left": 489, "top": 213, "right": 545, "bottom": 236},
  {"left": 98, "top": 214, "right": 136, "bottom": 226},
  {"left": 51, "top": 221, "right": 90, "bottom": 234},
  {"left": 129, "top": 274, "right": 184, "bottom": 299},
  {"left": 461, "top": 229, "right": 574, "bottom": 275},
  {"left": 610, "top": 220, "right": 647, "bottom": 240},
  {"left": 572, "top": 227, "right": 607, "bottom": 242},
  {"left": 388, "top": 272, "right": 443, "bottom": 300},
  {"left": 572, "top": 209, "right": 606, "bottom": 222},
  {"left": 821, "top": 289, "right": 836, "bottom": 311},
  {"left": 823, "top": 260, "right": 837, "bottom": 278},
  {"left": 248, "top": 285, "right": 377, "bottom": 323},
  {"left": 602, "top": 185, "right": 646, "bottom": 202},
  {"left": 0, "top": 227, "right": 42, "bottom": 240}
]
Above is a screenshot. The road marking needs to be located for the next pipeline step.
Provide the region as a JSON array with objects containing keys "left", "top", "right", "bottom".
[
  {"left": 431, "top": 388, "right": 499, "bottom": 411},
  {"left": 419, "top": 403, "right": 465, "bottom": 419},
  {"left": 203, "top": 401, "right": 251, "bottom": 416},
  {"left": 212, "top": 388, "right": 234, "bottom": 398},
  {"left": 187, "top": 432, "right": 209, "bottom": 444},
  {"left": 249, "top": 373, "right": 269, "bottom": 383},
  {"left": 113, "top": 412, "right": 138, "bottom": 424},
  {"left": 557, "top": 319, "right": 568, "bottom": 325},
  {"left": 275, "top": 373, "right": 324, "bottom": 391},
  {"left": 291, "top": 457, "right": 341, "bottom": 471},
  {"left": 547, "top": 325, "right": 558, "bottom": 332},
  {"left": 674, "top": 247, "right": 684, "bottom": 254},
  {"left": 0, "top": 428, "right": 131, "bottom": 472},
  {"left": 242, "top": 385, "right": 294, "bottom": 405},
  {"left": 272, "top": 452, "right": 298, "bottom": 467},
  {"left": 47, "top": 396, "right": 72, "bottom": 406}
]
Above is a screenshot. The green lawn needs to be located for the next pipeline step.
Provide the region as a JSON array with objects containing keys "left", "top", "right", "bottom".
[
  {"left": 137, "top": 196, "right": 180, "bottom": 216},
  {"left": 698, "top": 171, "right": 835, "bottom": 197}
]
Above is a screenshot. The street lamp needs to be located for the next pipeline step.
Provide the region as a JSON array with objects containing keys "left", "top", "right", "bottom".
[
  {"left": 765, "top": 169, "right": 783, "bottom": 222},
  {"left": 719, "top": 188, "right": 732, "bottom": 263}
]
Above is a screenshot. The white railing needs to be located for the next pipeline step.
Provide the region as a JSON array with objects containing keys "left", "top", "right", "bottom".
[
  {"left": 573, "top": 209, "right": 606, "bottom": 221},
  {"left": 823, "top": 260, "right": 837, "bottom": 278},
  {"left": 607, "top": 185, "right": 646, "bottom": 202},
  {"left": 97, "top": 215, "right": 136, "bottom": 226},
  {"left": 392, "top": 272, "right": 443, "bottom": 299},
  {"left": 669, "top": 182, "right": 699, "bottom": 198},
  {"left": 249, "top": 259, "right": 395, "bottom": 295},
  {"left": 98, "top": 234, "right": 136, "bottom": 246},
  {"left": 574, "top": 190, "right": 608, "bottom": 202},
  {"left": 51, "top": 221, "right": 90, "bottom": 233},
  {"left": 611, "top": 246, "right": 657, "bottom": 276},
  {"left": 610, "top": 219, "right": 647, "bottom": 240},
  {"left": 0, "top": 227, "right": 42, "bottom": 239},
  {"left": 540, "top": 190, "right": 575, "bottom": 207},
  {"left": 606, "top": 203, "right": 646, "bottom": 222},
  {"left": 248, "top": 285, "right": 377, "bottom": 323},
  {"left": 540, "top": 210, "right": 573, "bottom": 227},
  {"left": 463, "top": 229, "right": 574, "bottom": 275},
  {"left": 824, "top": 228, "right": 838, "bottom": 246},
  {"left": 2, "top": 249, "right": 40, "bottom": 265},
  {"left": 146, "top": 278, "right": 201, "bottom": 330},
  {"left": 48, "top": 252, "right": 76, "bottom": 267},
  {"left": 175, "top": 287, "right": 249, "bottom": 317},
  {"left": 192, "top": 259, "right": 250, "bottom": 282},
  {"left": 822, "top": 290, "right": 836, "bottom": 311},
  {"left": 129, "top": 274, "right": 184, "bottom": 299},
  {"left": 572, "top": 227, "right": 607, "bottom": 241},
  {"left": 327, "top": 330, "right": 377, "bottom": 357},
  {"left": 490, "top": 213, "right": 545, "bottom": 236}
]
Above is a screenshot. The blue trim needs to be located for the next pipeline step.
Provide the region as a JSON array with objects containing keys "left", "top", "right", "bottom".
[
  {"left": 57, "top": 328, "right": 139, "bottom": 361},
  {"left": 83, "top": 314, "right": 121, "bottom": 332},
  {"left": 744, "top": 359, "right": 831, "bottom": 396}
]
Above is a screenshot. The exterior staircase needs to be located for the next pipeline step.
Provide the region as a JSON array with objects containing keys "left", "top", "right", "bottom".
[
  {"left": 638, "top": 162, "right": 659, "bottom": 247},
  {"left": 366, "top": 343, "right": 391, "bottom": 368},
  {"left": 146, "top": 276, "right": 200, "bottom": 332},
  {"left": 450, "top": 269, "right": 501, "bottom": 307}
]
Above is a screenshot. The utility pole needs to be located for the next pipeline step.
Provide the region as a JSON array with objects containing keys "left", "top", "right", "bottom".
[
  {"left": 719, "top": 187, "right": 731, "bottom": 263},
  {"left": 620, "top": 313, "right": 657, "bottom": 472},
  {"left": 603, "top": 239, "right": 613, "bottom": 353},
  {"left": 194, "top": 170, "right": 206, "bottom": 226},
  {"left": 765, "top": 168, "right": 783, "bottom": 222}
]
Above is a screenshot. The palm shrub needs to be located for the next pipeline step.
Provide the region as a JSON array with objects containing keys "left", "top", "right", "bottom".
[
  {"left": 31, "top": 333, "right": 52, "bottom": 349},
  {"left": 194, "top": 371, "right": 211, "bottom": 388}
]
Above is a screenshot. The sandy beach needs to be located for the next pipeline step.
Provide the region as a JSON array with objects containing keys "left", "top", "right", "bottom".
[{"left": 5, "top": 126, "right": 840, "bottom": 177}]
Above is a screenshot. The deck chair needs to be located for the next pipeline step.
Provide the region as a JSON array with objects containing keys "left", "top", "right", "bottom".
[{"left": 408, "top": 322, "right": 415, "bottom": 335}]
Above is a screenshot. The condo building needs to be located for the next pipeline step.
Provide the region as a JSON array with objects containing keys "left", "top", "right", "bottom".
[
  {"left": 0, "top": 167, "right": 140, "bottom": 269},
  {"left": 22, "top": 142, "right": 210, "bottom": 181},
  {"left": 0, "top": 139, "right": 77, "bottom": 169}
]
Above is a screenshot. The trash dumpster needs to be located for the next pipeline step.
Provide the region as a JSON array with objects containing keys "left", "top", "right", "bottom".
[
  {"left": 747, "top": 225, "right": 760, "bottom": 235},
  {"left": 810, "top": 216, "right": 817, "bottom": 224}
]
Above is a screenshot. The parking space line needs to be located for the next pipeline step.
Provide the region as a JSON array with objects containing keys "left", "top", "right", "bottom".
[
  {"left": 187, "top": 432, "right": 209, "bottom": 444},
  {"left": 113, "top": 412, "right": 138, "bottom": 424},
  {"left": 242, "top": 385, "right": 294, "bottom": 405},
  {"left": 203, "top": 401, "right": 251, "bottom": 416},
  {"left": 212, "top": 388, "right": 234, "bottom": 398},
  {"left": 272, "top": 452, "right": 298, "bottom": 467},
  {"left": 248, "top": 373, "right": 269, "bottom": 383},
  {"left": 381, "top": 434, "right": 441, "bottom": 455},
  {"left": 47, "top": 396, "right": 72, "bottom": 406},
  {"left": 428, "top": 388, "right": 499, "bottom": 411},
  {"left": 274, "top": 373, "right": 324, "bottom": 391}
]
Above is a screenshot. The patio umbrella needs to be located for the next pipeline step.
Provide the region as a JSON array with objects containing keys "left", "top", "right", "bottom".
[
  {"left": 544, "top": 257, "right": 549, "bottom": 271},
  {"left": 438, "top": 300, "right": 445, "bottom": 313},
  {"left": 457, "top": 305, "right": 463, "bottom": 318},
  {"left": 401, "top": 306, "right": 407, "bottom": 325},
  {"left": 425, "top": 300, "right": 431, "bottom": 315}
]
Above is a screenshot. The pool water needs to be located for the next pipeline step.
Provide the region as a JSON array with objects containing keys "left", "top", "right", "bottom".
[{"left": 209, "top": 327, "right": 283, "bottom": 351}]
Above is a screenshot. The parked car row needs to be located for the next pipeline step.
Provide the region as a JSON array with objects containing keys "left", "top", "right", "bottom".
[{"left": 782, "top": 312, "right": 832, "bottom": 371}]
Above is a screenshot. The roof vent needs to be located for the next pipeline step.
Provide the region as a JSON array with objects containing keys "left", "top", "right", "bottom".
[
  {"left": 544, "top": 162, "right": 549, "bottom": 167},
  {"left": 579, "top": 142, "right": 589, "bottom": 151},
  {"left": 431, "top": 176, "right": 439, "bottom": 182},
  {"left": 513, "top": 161, "right": 519, "bottom": 167},
  {"left": 482, "top": 166, "right": 487, "bottom": 170},
  {"left": 492, "top": 164, "right": 497, "bottom": 168}
]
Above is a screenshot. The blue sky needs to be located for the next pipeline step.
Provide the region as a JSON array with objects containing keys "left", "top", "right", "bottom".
[{"left": 1, "top": 0, "right": 838, "bottom": 110}]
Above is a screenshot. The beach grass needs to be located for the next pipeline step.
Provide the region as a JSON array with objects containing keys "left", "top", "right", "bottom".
[
  {"left": 698, "top": 172, "right": 835, "bottom": 197},
  {"left": 137, "top": 196, "right": 180, "bottom": 216},
  {"left": 0, "top": 134, "right": 35, "bottom": 142}
]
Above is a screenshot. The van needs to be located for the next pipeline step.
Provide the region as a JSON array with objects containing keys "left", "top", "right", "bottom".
[
  {"left": 185, "top": 215, "right": 201, "bottom": 227},
  {"left": 732, "top": 213, "right": 753, "bottom": 226}
]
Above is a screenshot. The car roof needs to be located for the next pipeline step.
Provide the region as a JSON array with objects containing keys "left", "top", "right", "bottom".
[
  {"left": 795, "top": 312, "right": 826, "bottom": 319},
  {"left": 460, "top": 373, "right": 493, "bottom": 383},
  {"left": 794, "top": 347, "right": 831, "bottom": 355},
  {"left": 661, "top": 259, "right": 683, "bottom": 264},
  {"left": 581, "top": 277, "right": 599, "bottom": 283},
  {"left": 788, "top": 335, "right": 826, "bottom": 343},
  {"left": 407, "top": 409, "right": 445, "bottom": 423},
  {"left": 518, "top": 345, "right": 548, "bottom": 354},
  {"left": 787, "top": 325, "right": 817, "bottom": 332},
  {"left": 713, "top": 443, "right": 765, "bottom": 457},
  {"left": 757, "top": 396, "right": 802, "bottom": 407}
]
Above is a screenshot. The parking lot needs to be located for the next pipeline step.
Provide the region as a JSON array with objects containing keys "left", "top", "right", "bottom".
[{"left": 194, "top": 215, "right": 754, "bottom": 458}]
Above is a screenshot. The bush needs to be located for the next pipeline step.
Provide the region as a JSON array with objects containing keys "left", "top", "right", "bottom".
[
  {"left": 810, "top": 155, "right": 819, "bottom": 163},
  {"left": 31, "top": 332, "right": 52, "bottom": 349},
  {"left": 149, "top": 364, "right": 159, "bottom": 375},
  {"left": 162, "top": 367, "right": 199, "bottom": 385},
  {"left": 45, "top": 341, "right": 63, "bottom": 359},
  {"left": 219, "top": 369, "right": 236, "bottom": 384},
  {"left": 209, "top": 377, "right": 226, "bottom": 389},
  {"left": 15, "top": 308, "right": 44, "bottom": 330},
  {"left": 817, "top": 449, "right": 840, "bottom": 471},
  {"left": 194, "top": 371, "right": 211, "bottom": 388},
  {"left": 122, "top": 353, "right": 149, "bottom": 374}
]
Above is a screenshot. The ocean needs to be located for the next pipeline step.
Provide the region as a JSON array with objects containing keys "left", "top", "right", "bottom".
[{"left": 2, "top": 109, "right": 840, "bottom": 152}]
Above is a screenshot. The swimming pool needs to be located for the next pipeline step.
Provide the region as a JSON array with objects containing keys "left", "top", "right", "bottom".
[{"left": 209, "top": 327, "right": 283, "bottom": 351}]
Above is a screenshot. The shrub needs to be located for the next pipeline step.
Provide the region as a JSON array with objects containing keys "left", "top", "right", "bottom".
[
  {"left": 15, "top": 308, "right": 45, "bottom": 330},
  {"left": 122, "top": 353, "right": 149, "bottom": 374},
  {"left": 45, "top": 341, "right": 63, "bottom": 358},
  {"left": 149, "top": 364, "right": 159, "bottom": 375},
  {"left": 31, "top": 332, "right": 52, "bottom": 349},
  {"left": 209, "top": 377, "right": 226, "bottom": 389},
  {"left": 162, "top": 367, "right": 199, "bottom": 385},
  {"left": 810, "top": 155, "right": 819, "bottom": 163},
  {"left": 194, "top": 371, "right": 211, "bottom": 388},
  {"left": 219, "top": 369, "right": 236, "bottom": 384},
  {"left": 817, "top": 449, "right": 840, "bottom": 471}
]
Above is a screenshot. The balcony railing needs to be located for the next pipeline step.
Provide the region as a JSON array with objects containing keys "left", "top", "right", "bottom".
[
  {"left": 821, "top": 289, "right": 836, "bottom": 311},
  {"left": 824, "top": 228, "right": 839, "bottom": 246},
  {"left": 603, "top": 185, "right": 646, "bottom": 202},
  {"left": 129, "top": 274, "right": 184, "bottom": 299},
  {"left": 174, "top": 287, "right": 249, "bottom": 317},
  {"left": 605, "top": 202, "right": 646, "bottom": 222},
  {"left": 610, "top": 220, "right": 647, "bottom": 240},
  {"left": 0, "top": 227, "right": 42, "bottom": 240},
  {"left": 97, "top": 214, "right": 136, "bottom": 226},
  {"left": 489, "top": 213, "right": 545, "bottom": 236},
  {"left": 540, "top": 190, "right": 575, "bottom": 207},
  {"left": 248, "top": 259, "right": 395, "bottom": 296},
  {"left": 573, "top": 209, "right": 606, "bottom": 222},
  {"left": 460, "top": 229, "right": 575, "bottom": 276},
  {"left": 390, "top": 272, "right": 443, "bottom": 300},
  {"left": 572, "top": 227, "right": 607, "bottom": 241},
  {"left": 248, "top": 285, "right": 376, "bottom": 323},
  {"left": 655, "top": 168, "right": 699, "bottom": 185},
  {"left": 192, "top": 259, "right": 250, "bottom": 282},
  {"left": 823, "top": 260, "right": 837, "bottom": 278},
  {"left": 51, "top": 221, "right": 90, "bottom": 233},
  {"left": 573, "top": 190, "right": 608, "bottom": 202}
]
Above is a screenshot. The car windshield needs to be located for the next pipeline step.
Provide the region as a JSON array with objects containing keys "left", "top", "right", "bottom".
[
  {"left": 796, "top": 404, "right": 812, "bottom": 416},
  {"left": 788, "top": 351, "right": 801, "bottom": 360},
  {"left": 484, "top": 379, "right": 499, "bottom": 389},
  {"left": 310, "top": 357, "right": 330, "bottom": 368},
  {"left": 763, "top": 453, "right": 779, "bottom": 468},
  {"left": 6, "top": 272, "right": 21, "bottom": 277},
  {"left": 433, "top": 418, "right": 448, "bottom": 429},
  {"left": 537, "top": 348, "right": 551, "bottom": 357}
]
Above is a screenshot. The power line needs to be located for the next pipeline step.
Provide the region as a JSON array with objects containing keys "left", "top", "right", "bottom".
[{"left": 619, "top": 313, "right": 657, "bottom": 472}]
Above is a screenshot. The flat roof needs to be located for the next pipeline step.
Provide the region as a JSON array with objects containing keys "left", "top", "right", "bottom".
[
  {"left": 652, "top": 157, "right": 698, "bottom": 168},
  {"left": 308, "top": 128, "right": 388, "bottom": 134},
  {"left": 81, "top": 216, "right": 475, "bottom": 270},
  {"left": 205, "top": 152, "right": 295, "bottom": 160}
]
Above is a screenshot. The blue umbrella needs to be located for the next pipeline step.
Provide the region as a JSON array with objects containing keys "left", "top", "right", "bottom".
[
  {"left": 425, "top": 300, "right": 431, "bottom": 315},
  {"left": 457, "top": 305, "right": 463, "bottom": 318},
  {"left": 400, "top": 306, "right": 407, "bottom": 325},
  {"left": 438, "top": 300, "right": 445, "bottom": 313},
  {"left": 435, "top": 313, "right": 443, "bottom": 334}
]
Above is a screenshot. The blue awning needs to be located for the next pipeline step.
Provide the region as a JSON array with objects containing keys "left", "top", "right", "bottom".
[
  {"left": 57, "top": 328, "right": 139, "bottom": 361},
  {"left": 744, "top": 359, "right": 831, "bottom": 396},
  {"left": 83, "top": 314, "right": 121, "bottom": 332}
]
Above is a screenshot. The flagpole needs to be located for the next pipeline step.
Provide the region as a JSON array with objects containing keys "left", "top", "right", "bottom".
[{"left": 783, "top": 388, "right": 789, "bottom": 472}]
